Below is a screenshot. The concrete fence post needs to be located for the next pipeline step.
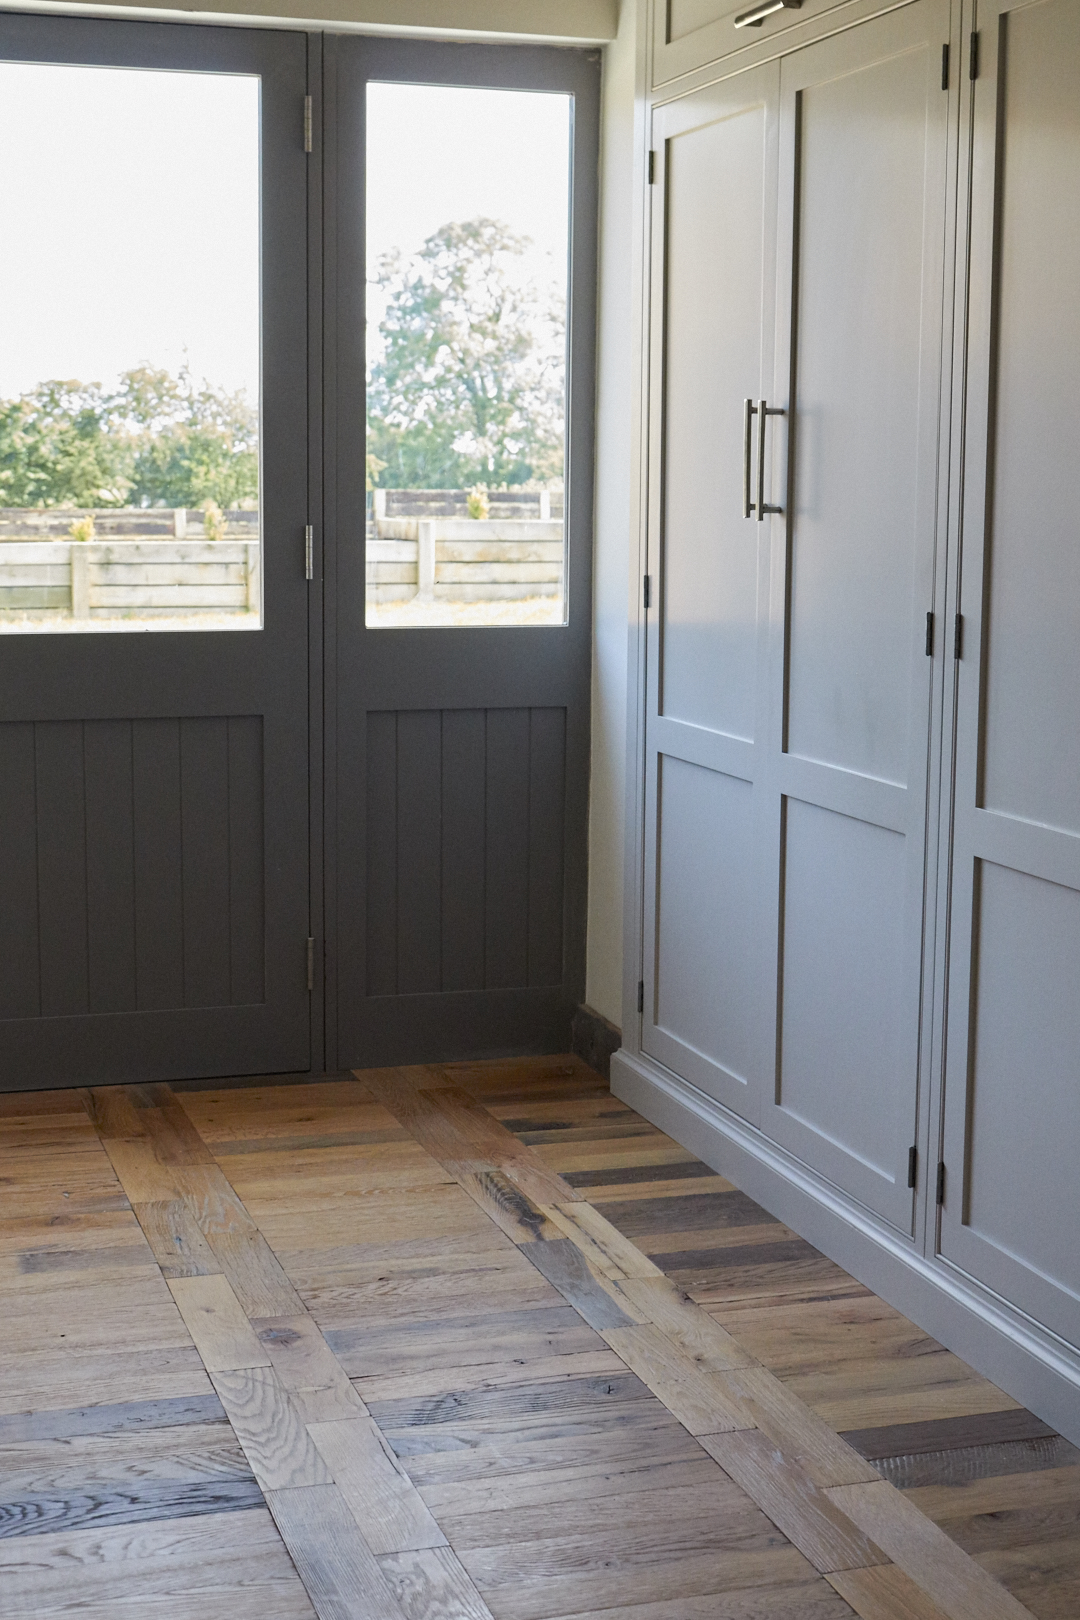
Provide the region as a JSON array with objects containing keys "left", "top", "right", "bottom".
[
  {"left": 173, "top": 508, "right": 187, "bottom": 539},
  {"left": 70, "top": 544, "right": 90, "bottom": 618},
  {"left": 416, "top": 519, "right": 437, "bottom": 600},
  {"left": 539, "top": 490, "right": 551, "bottom": 521}
]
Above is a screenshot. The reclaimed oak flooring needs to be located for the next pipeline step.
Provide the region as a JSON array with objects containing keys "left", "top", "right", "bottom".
[{"left": 0, "top": 1060, "right": 1077, "bottom": 1620}]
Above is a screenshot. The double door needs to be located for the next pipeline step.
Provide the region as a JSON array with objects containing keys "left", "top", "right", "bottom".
[
  {"left": 644, "top": 0, "right": 1080, "bottom": 1351},
  {"left": 643, "top": 0, "right": 951, "bottom": 1232}
]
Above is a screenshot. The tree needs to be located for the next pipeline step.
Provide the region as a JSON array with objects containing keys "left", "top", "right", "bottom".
[
  {"left": 0, "top": 366, "right": 259, "bottom": 510},
  {"left": 367, "top": 218, "right": 565, "bottom": 490}
]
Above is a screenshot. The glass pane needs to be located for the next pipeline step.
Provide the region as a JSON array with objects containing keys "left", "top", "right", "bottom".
[
  {"left": 0, "top": 62, "right": 260, "bottom": 633},
  {"left": 365, "top": 82, "right": 571, "bottom": 628}
]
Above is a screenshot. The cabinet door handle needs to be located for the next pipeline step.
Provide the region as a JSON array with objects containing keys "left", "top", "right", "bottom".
[
  {"left": 743, "top": 398, "right": 757, "bottom": 519},
  {"left": 755, "top": 399, "right": 786, "bottom": 522}
]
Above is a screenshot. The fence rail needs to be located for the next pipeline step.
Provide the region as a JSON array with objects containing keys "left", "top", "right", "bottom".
[
  {"left": 368, "top": 518, "right": 564, "bottom": 602},
  {"left": 0, "top": 540, "right": 260, "bottom": 623}
]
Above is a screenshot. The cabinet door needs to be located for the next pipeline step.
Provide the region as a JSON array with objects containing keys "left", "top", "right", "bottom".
[
  {"left": 940, "top": 0, "right": 1080, "bottom": 1349},
  {"left": 760, "top": 0, "right": 951, "bottom": 1229},
  {"left": 641, "top": 65, "right": 780, "bottom": 1123},
  {"left": 652, "top": 0, "right": 852, "bottom": 90}
]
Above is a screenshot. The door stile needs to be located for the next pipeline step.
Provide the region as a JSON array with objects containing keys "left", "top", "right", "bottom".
[
  {"left": 763, "top": 0, "right": 954, "bottom": 1230},
  {"left": 307, "top": 29, "right": 326, "bottom": 1075},
  {"left": 640, "top": 67, "right": 781, "bottom": 1125}
]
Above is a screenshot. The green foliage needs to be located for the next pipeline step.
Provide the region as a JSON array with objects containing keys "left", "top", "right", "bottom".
[
  {"left": 0, "top": 366, "right": 258, "bottom": 511},
  {"left": 367, "top": 218, "right": 565, "bottom": 490}
]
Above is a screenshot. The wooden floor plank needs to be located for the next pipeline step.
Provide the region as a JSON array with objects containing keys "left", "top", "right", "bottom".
[
  {"left": 250, "top": 1314, "right": 368, "bottom": 1419},
  {"left": 210, "top": 1367, "right": 332, "bottom": 1491},
  {"left": 0, "top": 1506, "right": 317, "bottom": 1618},
  {"left": 601, "top": 1323, "right": 756, "bottom": 1435},
  {"left": 131, "top": 1200, "right": 219, "bottom": 1279},
  {"left": 167, "top": 1275, "right": 270, "bottom": 1373},
  {"left": 701, "top": 1428, "right": 887, "bottom": 1573},
  {"left": 827, "top": 1563, "right": 956, "bottom": 1619},
  {"left": 307, "top": 1415, "right": 447, "bottom": 1554},
  {"left": 827, "top": 1478, "right": 1036, "bottom": 1620},
  {"left": 376, "top": 1546, "right": 496, "bottom": 1620},
  {"left": 614, "top": 1275, "right": 756, "bottom": 1372},
  {"left": 523, "top": 1237, "right": 644, "bottom": 1330},
  {"left": 264, "top": 1484, "right": 406, "bottom": 1620}
]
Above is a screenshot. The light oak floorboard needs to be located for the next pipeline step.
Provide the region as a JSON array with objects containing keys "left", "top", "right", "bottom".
[
  {"left": 827, "top": 1479, "right": 1036, "bottom": 1620},
  {"left": 308, "top": 1415, "right": 446, "bottom": 1554},
  {"left": 264, "top": 1484, "right": 406, "bottom": 1620},
  {"left": 602, "top": 1324, "right": 755, "bottom": 1435},
  {"left": 210, "top": 1367, "right": 332, "bottom": 1491},
  {"left": 827, "top": 1563, "right": 956, "bottom": 1620},
  {"left": 701, "top": 1429, "right": 887, "bottom": 1573},
  {"left": 377, "top": 1546, "right": 496, "bottom": 1620},
  {"left": 167, "top": 1275, "right": 270, "bottom": 1373}
]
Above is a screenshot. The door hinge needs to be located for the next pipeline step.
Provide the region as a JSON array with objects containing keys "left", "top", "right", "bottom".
[
  {"left": 643, "top": 574, "right": 652, "bottom": 610},
  {"left": 647, "top": 149, "right": 656, "bottom": 185},
  {"left": 953, "top": 612, "right": 963, "bottom": 660},
  {"left": 936, "top": 1160, "right": 946, "bottom": 1205},
  {"left": 304, "top": 95, "right": 313, "bottom": 153},
  {"left": 306, "top": 937, "right": 315, "bottom": 993},
  {"left": 637, "top": 979, "right": 645, "bottom": 1014},
  {"left": 969, "top": 31, "right": 979, "bottom": 79},
  {"left": 925, "top": 612, "right": 934, "bottom": 657},
  {"left": 907, "top": 1145, "right": 918, "bottom": 1189},
  {"left": 305, "top": 524, "right": 314, "bottom": 581},
  {"left": 941, "top": 43, "right": 950, "bottom": 90}
]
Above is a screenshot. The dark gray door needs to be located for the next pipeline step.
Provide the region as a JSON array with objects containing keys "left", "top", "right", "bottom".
[
  {"left": 324, "top": 38, "right": 598, "bottom": 1066},
  {"left": 0, "top": 16, "right": 313, "bottom": 1091}
]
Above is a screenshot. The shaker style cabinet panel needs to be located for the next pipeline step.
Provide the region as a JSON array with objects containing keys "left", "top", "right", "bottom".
[
  {"left": 641, "top": 66, "right": 780, "bottom": 1124},
  {"left": 940, "top": 0, "right": 1080, "bottom": 1350},
  {"left": 652, "top": 0, "right": 862, "bottom": 89},
  {"left": 762, "top": 0, "right": 950, "bottom": 1230},
  {"left": 642, "top": 0, "right": 951, "bottom": 1226}
]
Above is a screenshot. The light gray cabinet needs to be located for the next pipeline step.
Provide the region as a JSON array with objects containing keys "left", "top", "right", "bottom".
[
  {"left": 643, "top": 0, "right": 951, "bottom": 1229},
  {"left": 939, "top": 0, "right": 1080, "bottom": 1350},
  {"left": 642, "top": 0, "right": 1080, "bottom": 1351}
]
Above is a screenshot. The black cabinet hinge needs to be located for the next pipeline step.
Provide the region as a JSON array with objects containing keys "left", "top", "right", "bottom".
[
  {"left": 936, "top": 1161, "right": 946, "bottom": 1206},
  {"left": 907, "top": 1145, "right": 918, "bottom": 1189},
  {"left": 637, "top": 979, "right": 645, "bottom": 1014},
  {"left": 648, "top": 150, "right": 656, "bottom": 185},
  {"left": 953, "top": 613, "right": 963, "bottom": 660},
  {"left": 941, "top": 43, "right": 950, "bottom": 90},
  {"left": 925, "top": 612, "right": 934, "bottom": 657},
  {"left": 643, "top": 574, "right": 652, "bottom": 610},
  {"left": 969, "top": 31, "right": 979, "bottom": 79},
  {"left": 306, "top": 937, "right": 315, "bottom": 993}
]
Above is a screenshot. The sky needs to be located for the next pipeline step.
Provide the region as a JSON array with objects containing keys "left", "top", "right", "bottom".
[
  {"left": 0, "top": 62, "right": 260, "bottom": 403},
  {"left": 0, "top": 65, "right": 570, "bottom": 404}
]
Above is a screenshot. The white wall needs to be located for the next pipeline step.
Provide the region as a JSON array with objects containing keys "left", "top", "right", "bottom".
[{"left": 584, "top": 0, "right": 640, "bottom": 1028}]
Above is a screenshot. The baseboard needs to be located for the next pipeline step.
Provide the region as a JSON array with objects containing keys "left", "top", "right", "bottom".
[
  {"left": 571, "top": 1003, "right": 622, "bottom": 1079},
  {"left": 611, "top": 1047, "right": 1080, "bottom": 1450}
]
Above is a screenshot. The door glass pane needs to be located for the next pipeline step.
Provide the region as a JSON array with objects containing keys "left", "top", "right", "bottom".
[
  {"left": 0, "top": 62, "right": 261, "bottom": 633},
  {"left": 365, "top": 82, "right": 571, "bottom": 628}
]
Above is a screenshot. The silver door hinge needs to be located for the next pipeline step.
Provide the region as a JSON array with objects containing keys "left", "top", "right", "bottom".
[
  {"left": 936, "top": 1161, "right": 946, "bottom": 1206},
  {"left": 647, "top": 150, "right": 656, "bottom": 185},
  {"left": 304, "top": 95, "right": 313, "bottom": 153},
  {"left": 637, "top": 980, "right": 644, "bottom": 1014},
  {"left": 305, "top": 524, "right": 314, "bottom": 581},
  {"left": 306, "top": 937, "right": 315, "bottom": 992}
]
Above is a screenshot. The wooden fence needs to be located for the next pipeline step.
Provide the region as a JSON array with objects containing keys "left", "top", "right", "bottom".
[
  {"left": 0, "top": 540, "right": 260, "bottom": 623},
  {"left": 368, "top": 518, "right": 564, "bottom": 603}
]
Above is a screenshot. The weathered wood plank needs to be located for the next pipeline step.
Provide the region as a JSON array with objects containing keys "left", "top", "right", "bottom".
[
  {"left": 307, "top": 1416, "right": 447, "bottom": 1554},
  {"left": 826, "top": 1479, "right": 1036, "bottom": 1620},
  {"left": 523, "top": 1238, "right": 643, "bottom": 1331},
  {"left": 826, "top": 1562, "right": 959, "bottom": 1620},
  {"left": 264, "top": 1484, "right": 404, "bottom": 1620},
  {"left": 701, "top": 1429, "right": 887, "bottom": 1573},
  {"left": 601, "top": 1325, "right": 755, "bottom": 1436},
  {"left": 211, "top": 1368, "right": 332, "bottom": 1492},
  {"left": 167, "top": 1275, "right": 270, "bottom": 1373},
  {"left": 377, "top": 1546, "right": 496, "bottom": 1620}
]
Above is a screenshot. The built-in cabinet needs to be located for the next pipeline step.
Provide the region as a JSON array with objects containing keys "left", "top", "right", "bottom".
[{"left": 631, "top": 0, "right": 1080, "bottom": 1403}]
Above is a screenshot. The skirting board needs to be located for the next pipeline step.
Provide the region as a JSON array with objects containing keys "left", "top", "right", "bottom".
[{"left": 611, "top": 1047, "right": 1080, "bottom": 1450}]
